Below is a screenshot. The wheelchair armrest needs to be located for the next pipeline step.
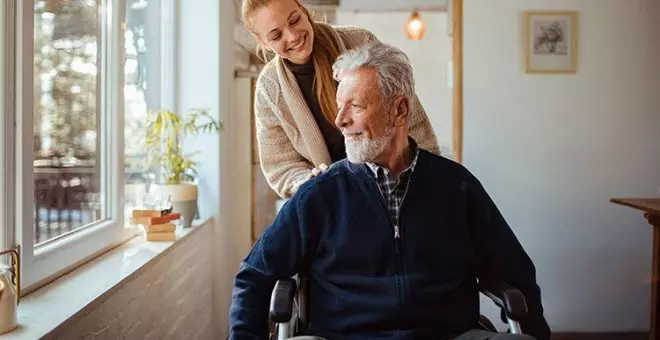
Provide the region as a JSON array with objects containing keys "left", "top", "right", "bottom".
[
  {"left": 269, "top": 277, "right": 297, "bottom": 323},
  {"left": 479, "top": 280, "right": 528, "bottom": 321}
]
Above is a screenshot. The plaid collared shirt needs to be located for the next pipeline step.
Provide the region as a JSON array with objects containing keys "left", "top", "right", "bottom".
[{"left": 366, "top": 144, "right": 419, "bottom": 238}]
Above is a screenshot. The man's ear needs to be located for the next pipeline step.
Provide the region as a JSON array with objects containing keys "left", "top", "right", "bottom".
[{"left": 392, "top": 96, "right": 410, "bottom": 127}]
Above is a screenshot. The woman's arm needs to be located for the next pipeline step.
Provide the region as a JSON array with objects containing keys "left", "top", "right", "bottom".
[
  {"left": 407, "top": 94, "right": 441, "bottom": 155},
  {"left": 254, "top": 77, "right": 315, "bottom": 199}
]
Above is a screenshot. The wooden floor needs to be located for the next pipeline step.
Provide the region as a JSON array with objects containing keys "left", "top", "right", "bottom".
[{"left": 553, "top": 333, "right": 646, "bottom": 340}]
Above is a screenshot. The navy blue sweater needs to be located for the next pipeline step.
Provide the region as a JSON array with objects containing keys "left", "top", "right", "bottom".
[{"left": 229, "top": 150, "right": 550, "bottom": 340}]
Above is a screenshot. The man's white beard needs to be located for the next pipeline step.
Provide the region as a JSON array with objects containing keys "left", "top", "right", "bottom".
[{"left": 345, "top": 128, "right": 393, "bottom": 164}]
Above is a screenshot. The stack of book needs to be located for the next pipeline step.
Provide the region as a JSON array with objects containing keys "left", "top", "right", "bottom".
[{"left": 131, "top": 209, "right": 181, "bottom": 242}]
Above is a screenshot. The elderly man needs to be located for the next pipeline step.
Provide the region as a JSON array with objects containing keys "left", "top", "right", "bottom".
[{"left": 229, "top": 42, "right": 550, "bottom": 340}]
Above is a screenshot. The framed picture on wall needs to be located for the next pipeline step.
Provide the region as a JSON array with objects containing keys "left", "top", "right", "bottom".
[{"left": 523, "top": 10, "right": 578, "bottom": 74}]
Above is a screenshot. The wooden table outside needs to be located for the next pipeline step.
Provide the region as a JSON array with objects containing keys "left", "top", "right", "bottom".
[{"left": 610, "top": 198, "right": 660, "bottom": 340}]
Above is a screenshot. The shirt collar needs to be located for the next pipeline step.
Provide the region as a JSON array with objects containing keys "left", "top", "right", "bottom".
[{"left": 366, "top": 137, "right": 419, "bottom": 178}]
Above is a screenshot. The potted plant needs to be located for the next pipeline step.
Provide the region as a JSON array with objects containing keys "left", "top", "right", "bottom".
[{"left": 145, "top": 108, "right": 222, "bottom": 227}]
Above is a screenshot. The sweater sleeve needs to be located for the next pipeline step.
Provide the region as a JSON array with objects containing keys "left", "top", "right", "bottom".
[
  {"left": 466, "top": 175, "right": 551, "bottom": 340},
  {"left": 341, "top": 27, "right": 441, "bottom": 156},
  {"left": 254, "top": 76, "right": 315, "bottom": 198},
  {"left": 407, "top": 95, "right": 441, "bottom": 156},
  {"left": 228, "top": 196, "right": 312, "bottom": 340}
]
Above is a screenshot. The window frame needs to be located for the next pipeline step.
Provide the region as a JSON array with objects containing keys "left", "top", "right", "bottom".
[
  {"left": 160, "top": 0, "right": 177, "bottom": 112},
  {"left": 5, "top": 0, "right": 176, "bottom": 294},
  {"left": 123, "top": 0, "right": 177, "bottom": 183},
  {"left": 13, "top": 0, "right": 131, "bottom": 293},
  {"left": 0, "top": 0, "right": 168, "bottom": 294},
  {"left": 1, "top": 1, "right": 13, "bottom": 254}
]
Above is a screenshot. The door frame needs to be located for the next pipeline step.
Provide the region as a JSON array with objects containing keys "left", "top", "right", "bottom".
[{"left": 451, "top": 0, "right": 464, "bottom": 163}]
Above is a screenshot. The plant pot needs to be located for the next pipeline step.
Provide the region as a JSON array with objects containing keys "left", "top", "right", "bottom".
[{"left": 149, "top": 182, "right": 198, "bottom": 228}]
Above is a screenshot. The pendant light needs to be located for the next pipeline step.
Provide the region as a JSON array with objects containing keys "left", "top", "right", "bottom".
[{"left": 405, "top": 9, "right": 426, "bottom": 40}]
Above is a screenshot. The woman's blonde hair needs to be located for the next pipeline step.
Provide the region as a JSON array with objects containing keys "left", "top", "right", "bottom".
[{"left": 242, "top": 0, "right": 345, "bottom": 127}]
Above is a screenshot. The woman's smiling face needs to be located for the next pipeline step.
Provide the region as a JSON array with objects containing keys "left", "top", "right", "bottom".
[{"left": 249, "top": 0, "right": 315, "bottom": 64}]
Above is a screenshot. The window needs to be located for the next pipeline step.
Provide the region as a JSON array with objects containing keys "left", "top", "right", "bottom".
[
  {"left": 8, "top": 0, "right": 175, "bottom": 292},
  {"left": 124, "top": 0, "right": 176, "bottom": 216},
  {"left": 32, "top": 0, "right": 104, "bottom": 245}
]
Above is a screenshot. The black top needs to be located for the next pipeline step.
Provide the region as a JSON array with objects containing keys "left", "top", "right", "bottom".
[{"left": 284, "top": 58, "right": 346, "bottom": 162}]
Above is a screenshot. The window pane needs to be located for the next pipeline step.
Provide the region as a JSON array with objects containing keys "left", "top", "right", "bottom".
[
  {"left": 33, "top": 0, "right": 103, "bottom": 244},
  {"left": 124, "top": 0, "right": 166, "bottom": 215}
]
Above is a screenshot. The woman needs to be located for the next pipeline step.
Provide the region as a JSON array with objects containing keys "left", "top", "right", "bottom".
[{"left": 242, "top": 0, "right": 440, "bottom": 199}]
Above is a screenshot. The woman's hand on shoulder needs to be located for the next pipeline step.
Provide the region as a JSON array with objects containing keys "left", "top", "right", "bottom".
[{"left": 309, "top": 163, "right": 329, "bottom": 178}]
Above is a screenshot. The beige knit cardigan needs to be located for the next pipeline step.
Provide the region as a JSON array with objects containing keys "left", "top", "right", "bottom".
[{"left": 254, "top": 24, "right": 440, "bottom": 199}]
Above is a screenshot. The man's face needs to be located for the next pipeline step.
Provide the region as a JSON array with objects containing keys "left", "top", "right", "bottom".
[{"left": 335, "top": 68, "right": 395, "bottom": 164}]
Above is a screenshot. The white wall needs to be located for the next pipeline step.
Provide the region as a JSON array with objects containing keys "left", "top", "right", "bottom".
[
  {"left": 178, "top": 0, "right": 241, "bottom": 338},
  {"left": 464, "top": 0, "right": 660, "bottom": 332},
  {"left": 336, "top": 11, "right": 454, "bottom": 156},
  {"left": 338, "top": 0, "right": 448, "bottom": 12}
]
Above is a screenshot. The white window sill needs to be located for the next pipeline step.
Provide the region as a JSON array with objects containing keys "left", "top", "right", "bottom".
[{"left": 0, "top": 217, "right": 212, "bottom": 340}]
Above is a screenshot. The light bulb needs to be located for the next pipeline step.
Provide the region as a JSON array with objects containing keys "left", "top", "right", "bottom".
[
  {"left": 405, "top": 10, "right": 426, "bottom": 40},
  {"left": 409, "top": 19, "right": 422, "bottom": 31}
]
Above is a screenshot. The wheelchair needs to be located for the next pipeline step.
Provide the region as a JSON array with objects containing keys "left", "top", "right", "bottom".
[{"left": 268, "top": 276, "right": 529, "bottom": 340}]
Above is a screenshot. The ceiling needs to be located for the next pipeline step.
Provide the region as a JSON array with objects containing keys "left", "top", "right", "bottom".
[
  {"left": 233, "top": 0, "right": 449, "bottom": 65},
  {"left": 317, "top": 0, "right": 448, "bottom": 12},
  {"left": 235, "top": 0, "right": 449, "bottom": 21}
]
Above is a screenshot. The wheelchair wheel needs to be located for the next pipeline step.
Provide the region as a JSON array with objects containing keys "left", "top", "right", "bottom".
[{"left": 478, "top": 314, "right": 497, "bottom": 332}]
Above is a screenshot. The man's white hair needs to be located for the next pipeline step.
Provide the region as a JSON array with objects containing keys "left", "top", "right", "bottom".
[{"left": 332, "top": 42, "right": 415, "bottom": 109}]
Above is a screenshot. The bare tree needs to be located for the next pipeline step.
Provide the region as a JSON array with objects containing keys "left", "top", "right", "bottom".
[{"left": 34, "top": 0, "right": 98, "bottom": 160}]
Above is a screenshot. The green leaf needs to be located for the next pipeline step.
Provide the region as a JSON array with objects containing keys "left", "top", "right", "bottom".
[{"left": 143, "top": 108, "right": 223, "bottom": 183}]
